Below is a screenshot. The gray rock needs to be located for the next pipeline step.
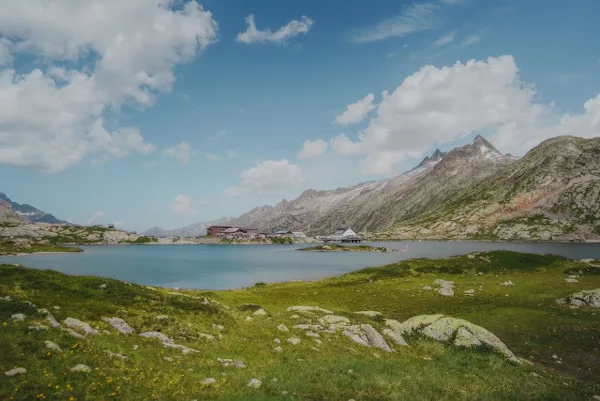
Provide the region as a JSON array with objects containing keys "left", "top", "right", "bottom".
[
  {"left": 70, "top": 364, "right": 91, "bottom": 373},
  {"left": 293, "top": 324, "right": 324, "bottom": 331},
  {"left": 277, "top": 324, "right": 289, "bottom": 332},
  {"left": 29, "top": 325, "right": 49, "bottom": 331},
  {"left": 154, "top": 315, "right": 169, "bottom": 321},
  {"left": 11, "top": 313, "right": 25, "bottom": 321},
  {"left": 343, "top": 324, "right": 392, "bottom": 352},
  {"left": 273, "top": 346, "right": 283, "bottom": 352},
  {"left": 197, "top": 333, "right": 215, "bottom": 341},
  {"left": 212, "top": 324, "right": 225, "bottom": 331},
  {"left": 217, "top": 358, "right": 246, "bottom": 368},
  {"left": 382, "top": 328, "right": 408, "bottom": 346},
  {"left": 99, "top": 283, "right": 108, "bottom": 290},
  {"left": 63, "top": 317, "right": 99, "bottom": 335},
  {"left": 437, "top": 287, "right": 454, "bottom": 297},
  {"left": 561, "top": 288, "right": 600, "bottom": 308},
  {"left": 46, "top": 314, "right": 60, "bottom": 328},
  {"left": 247, "top": 378, "right": 262, "bottom": 389},
  {"left": 355, "top": 311, "right": 383, "bottom": 318},
  {"left": 305, "top": 331, "right": 321, "bottom": 338},
  {"left": 464, "top": 289, "right": 475, "bottom": 294},
  {"left": 162, "top": 342, "right": 199, "bottom": 354},
  {"left": 287, "top": 337, "right": 301, "bottom": 345},
  {"left": 163, "top": 356, "right": 175, "bottom": 362},
  {"left": 319, "top": 315, "right": 351, "bottom": 325},
  {"left": 139, "top": 331, "right": 174, "bottom": 344},
  {"left": 253, "top": 308, "right": 268, "bottom": 316},
  {"left": 200, "top": 378, "right": 216, "bottom": 386},
  {"left": 434, "top": 279, "right": 454, "bottom": 288},
  {"left": 102, "top": 317, "right": 135, "bottom": 334},
  {"left": 105, "top": 350, "right": 128, "bottom": 360},
  {"left": 62, "top": 328, "right": 85, "bottom": 339},
  {"left": 500, "top": 281, "right": 514, "bottom": 287},
  {"left": 44, "top": 340, "right": 63, "bottom": 353},
  {"left": 5, "top": 367, "right": 26, "bottom": 377},
  {"left": 422, "top": 286, "right": 433, "bottom": 290},
  {"left": 564, "top": 278, "right": 579, "bottom": 283},
  {"left": 273, "top": 338, "right": 281, "bottom": 344},
  {"left": 395, "top": 315, "right": 519, "bottom": 363},
  {"left": 286, "top": 306, "right": 333, "bottom": 314}
]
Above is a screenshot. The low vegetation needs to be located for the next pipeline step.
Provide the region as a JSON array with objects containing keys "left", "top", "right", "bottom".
[
  {"left": 299, "top": 244, "right": 388, "bottom": 252},
  {"left": 0, "top": 242, "right": 82, "bottom": 256},
  {"left": 0, "top": 251, "right": 599, "bottom": 400}
]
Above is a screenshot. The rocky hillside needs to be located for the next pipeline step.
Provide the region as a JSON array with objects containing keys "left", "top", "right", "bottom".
[
  {"left": 378, "top": 136, "right": 600, "bottom": 241},
  {"left": 221, "top": 136, "right": 517, "bottom": 235},
  {"left": 0, "top": 199, "right": 29, "bottom": 225},
  {"left": 0, "top": 192, "right": 68, "bottom": 224}
]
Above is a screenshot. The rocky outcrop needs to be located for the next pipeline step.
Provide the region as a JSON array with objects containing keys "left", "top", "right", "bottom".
[
  {"left": 63, "top": 317, "right": 99, "bottom": 336},
  {"left": 557, "top": 288, "right": 600, "bottom": 308},
  {"left": 390, "top": 315, "right": 519, "bottom": 363}
]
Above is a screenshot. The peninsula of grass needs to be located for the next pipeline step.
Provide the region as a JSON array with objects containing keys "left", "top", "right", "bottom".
[
  {"left": 299, "top": 244, "right": 388, "bottom": 252},
  {"left": 0, "top": 242, "right": 82, "bottom": 256},
  {"left": 1, "top": 251, "right": 599, "bottom": 400}
]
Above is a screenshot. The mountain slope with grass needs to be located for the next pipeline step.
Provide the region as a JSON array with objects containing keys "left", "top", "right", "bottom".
[
  {"left": 1, "top": 251, "right": 599, "bottom": 400},
  {"left": 378, "top": 136, "right": 600, "bottom": 241}
]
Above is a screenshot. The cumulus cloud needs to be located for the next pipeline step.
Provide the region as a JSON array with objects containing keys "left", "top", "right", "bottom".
[
  {"left": 225, "top": 160, "right": 304, "bottom": 197},
  {"left": 85, "top": 211, "right": 105, "bottom": 225},
  {"left": 297, "top": 139, "right": 329, "bottom": 160},
  {"left": 205, "top": 153, "right": 220, "bottom": 161},
  {"left": 334, "top": 94, "right": 377, "bottom": 125},
  {"left": 228, "top": 150, "right": 240, "bottom": 159},
  {"left": 330, "top": 55, "right": 600, "bottom": 175},
  {"left": 350, "top": 3, "right": 440, "bottom": 43},
  {"left": 331, "top": 56, "right": 546, "bottom": 175},
  {"left": 432, "top": 31, "right": 456, "bottom": 47},
  {"left": 163, "top": 142, "right": 197, "bottom": 164},
  {"left": 170, "top": 195, "right": 196, "bottom": 215},
  {"left": 237, "top": 14, "right": 313, "bottom": 44},
  {"left": 0, "top": 0, "right": 218, "bottom": 173}
]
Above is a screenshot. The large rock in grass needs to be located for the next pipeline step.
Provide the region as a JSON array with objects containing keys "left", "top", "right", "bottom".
[
  {"left": 390, "top": 315, "right": 519, "bottom": 363},
  {"left": 342, "top": 324, "right": 392, "bottom": 353},
  {"left": 63, "top": 317, "right": 99, "bottom": 335},
  {"left": 287, "top": 306, "right": 333, "bottom": 314},
  {"left": 558, "top": 288, "right": 600, "bottom": 309},
  {"left": 102, "top": 317, "right": 135, "bottom": 334}
]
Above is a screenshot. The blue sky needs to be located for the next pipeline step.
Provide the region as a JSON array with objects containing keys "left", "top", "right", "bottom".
[{"left": 0, "top": 0, "right": 599, "bottom": 231}]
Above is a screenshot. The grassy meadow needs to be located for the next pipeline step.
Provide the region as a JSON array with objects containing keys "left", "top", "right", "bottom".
[{"left": 0, "top": 251, "right": 599, "bottom": 400}]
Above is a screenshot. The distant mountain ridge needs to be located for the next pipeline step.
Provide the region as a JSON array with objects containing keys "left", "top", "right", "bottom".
[{"left": 0, "top": 192, "right": 68, "bottom": 224}]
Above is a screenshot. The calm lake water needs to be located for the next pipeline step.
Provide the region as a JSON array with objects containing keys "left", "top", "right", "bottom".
[{"left": 2, "top": 242, "right": 600, "bottom": 290}]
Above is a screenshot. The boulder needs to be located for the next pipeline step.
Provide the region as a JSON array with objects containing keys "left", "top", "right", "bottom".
[
  {"left": 44, "top": 340, "right": 63, "bottom": 353},
  {"left": 286, "top": 306, "right": 333, "bottom": 314},
  {"left": 564, "top": 278, "right": 579, "bottom": 283},
  {"left": 382, "top": 328, "right": 408, "bottom": 346},
  {"left": 253, "top": 308, "right": 268, "bottom": 316},
  {"left": 46, "top": 315, "right": 61, "bottom": 328},
  {"left": 343, "top": 324, "right": 392, "bottom": 352},
  {"left": 11, "top": 313, "right": 25, "bottom": 321},
  {"left": 437, "top": 287, "right": 454, "bottom": 297},
  {"left": 5, "top": 367, "right": 26, "bottom": 377},
  {"left": 247, "top": 378, "right": 262, "bottom": 389},
  {"left": 393, "top": 315, "right": 519, "bottom": 363},
  {"left": 559, "top": 288, "right": 600, "bottom": 309},
  {"left": 287, "top": 337, "right": 301, "bottom": 345},
  {"left": 500, "top": 281, "right": 514, "bottom": 287},
  {"left": 71, "top": 364, "right": 91, "bottom": 373},
  {"left": 102, "top": 317, "right": 135, "bottom": 334},
  {"left": 200, "top": 378, "right": 216, "bottom": 386},
  {"left": 217, "top": 358, "right": 246, "bottom": 368},
  {"left": 277, "top": 324, "right": 289, "bottom": 332},
  {"left": 319, "top": 315, "right": 350, "bottom": 326},
  {"left": 139, "top": 331, "right": 174, "bottom": 344},
  {"left": 63, "top": 317, "right": 99, "bottom": 335}
]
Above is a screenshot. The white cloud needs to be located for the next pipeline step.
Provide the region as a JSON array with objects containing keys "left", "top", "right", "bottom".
[
  {"left": 331, "top": 55, "right": 546, "bottom": 175},
  {"left": 225, "top": 159, "right": 304, "bottom": 197},
  {"left": 461, "top": 34, "right": 482, "bottom": 46},
  {"left": 206, "top": 153, "right": 220, "bottom": 161},
  {"left": 0, "top": 1, "right": 218, "bottom": 173},
  {"left": 170, "top": 195, "right": 196, "bottom": 215},
  {"left": 228, "top": 150, "right": 240, "bottom": 159},
  {"left": 85, "top": 211, "right": 105, "bottom": 225},
  {"left": 163, "top": 142, "right": 197, "bottom": 164},
  {"left": 237, "top": 15, "right": 313, "bottom": 44},
  {"left": 350, "top": 3, "right": 440, "bottom": 43},
  {"left": 297, "top": 139, "right": 329, "bottom": 160},
  {"left": 334, "top": 94, "right": 377, "bottom": 125},
  {"left": 432, "top": 31, "right": 456, "bottom": 47}
]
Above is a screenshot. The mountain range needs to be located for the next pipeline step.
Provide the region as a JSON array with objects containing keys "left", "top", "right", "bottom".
[
  {"left": 145, "top": 135, "right": 600, "bottom": 241},
  {"left": 0, "top": 192, "right": 68, "bottom": 225}
]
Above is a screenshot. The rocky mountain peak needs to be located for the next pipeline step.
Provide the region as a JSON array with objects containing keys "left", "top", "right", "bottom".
[
  {"left": 415, "top": 148, "right": 446, "bottom": 169},
  {"left": 472, "top": 135, "right": 501, "bottom": 154}
]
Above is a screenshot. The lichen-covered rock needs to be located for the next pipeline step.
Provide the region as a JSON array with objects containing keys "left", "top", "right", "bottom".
[
  {"left": 5, "top": 367, "right": 26, "bottom": 377},
  {"left": 343, "top": 325, "right": 392, "bottom": 352},
  {"left": 253, "top": 308, "right": 268, "bottom": 316},
  {"left": 11, "top": 313, "right": 25, "bottom": 321},
  {"left": 247, "top": 378, "right": 262, "bottom": 389},
  {"left": 394, "top": 315, "right": 519, "bottom": 363},
  {"left": 560, "top": 288, "right": 600, "bottom": 309},
  {"left": 287, "top": 337, "right": 301, "bottom": 345},
  {"left": 102, "top": 317, "right": 135, "bottom": 334},
  {"left": 63, "top": 317, "right": 99, "bottom": 335},
  {"left": 437, "top": 287, "right": 454, "bottom": 297},
  {"left": 355, "top": 311, "right": 383, "bottom": 318},
  {"left": 382, "top": 328, "right": 408, "bottom": 346},
  {"left": 293, "top": 324, "right": 324, "bottom": 331},
  {"left": 71, "top": 364, "right": 91, "bottom": 373},
  {"left": 217, "top": 358, "right": 246, "bottom": 368},
  {"left": 318, "top": 315, "right": 350, "bottom": 326},
  {"left": 46, "top": 314, "right": 60, "bottom": 328},
  {"left": 277, "top": 324, "right": 289, "bottom": 332},
  {"left": 140, "top": 331, "right": 174, "bottom": 344},
  {"left": 44, "top": 340, "right": 63, "bottom": 353},
  {"left": 287, "top": 306, "right": 333, "bottom": 314}
]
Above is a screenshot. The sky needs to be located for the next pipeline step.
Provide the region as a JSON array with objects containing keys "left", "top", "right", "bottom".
[{"left": 0, "top": 0, "right": 599, "bottom": 231}]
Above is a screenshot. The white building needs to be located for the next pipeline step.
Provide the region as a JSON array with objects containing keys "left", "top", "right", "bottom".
[{"left": 334, "top": 228, "right": 357, "bottom": 238}]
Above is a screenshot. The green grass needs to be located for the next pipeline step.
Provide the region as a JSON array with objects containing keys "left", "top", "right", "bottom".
[
  {"left": 0, "top": 251, "right": 599, "bottom": 400},
  {"left": 595, "top": 225, "right": 600, "bottom": 235},
  {"left": 0, "top": 243, "right": 82, "bottom": 256}
]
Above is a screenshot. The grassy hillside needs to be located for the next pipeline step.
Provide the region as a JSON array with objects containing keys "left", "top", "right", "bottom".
[{"left": 1, "top": 251, "right": 599, "bottom": 400}]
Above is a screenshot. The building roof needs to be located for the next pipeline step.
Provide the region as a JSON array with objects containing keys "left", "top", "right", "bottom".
[{"left": 223, "top": 227, "right": 243, "bottom": 233}]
